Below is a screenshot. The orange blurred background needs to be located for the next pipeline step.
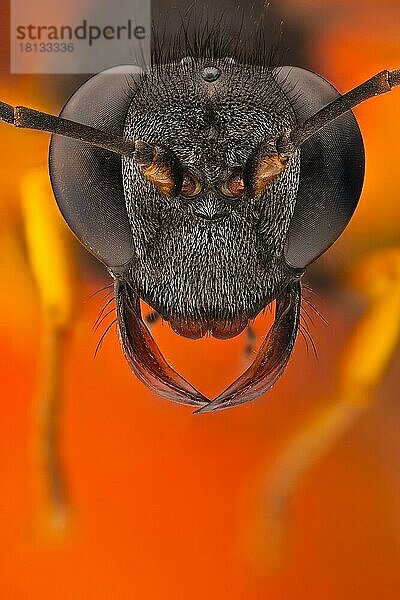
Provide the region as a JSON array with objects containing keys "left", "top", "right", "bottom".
[{"left": 1, "top": 0, "right": 400, "bottom": 598}]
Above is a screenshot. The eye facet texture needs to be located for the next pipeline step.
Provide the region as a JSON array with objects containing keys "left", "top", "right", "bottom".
[
  {"left": 49, "top": 65, "right": 143, "bottom": 271},
  {"left": 275, "top": 67, "right": 365, "bottom": 269}
]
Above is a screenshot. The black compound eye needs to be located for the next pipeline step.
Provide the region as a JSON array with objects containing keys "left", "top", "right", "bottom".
[
  {"left": 220, "top": 170, "right": 245, "bottom": 198},
  {"left": 49, "top": 65, "right": 143, "bottom": 273},
  {"left": 274, "top": 66, "right": 365, "bottom": 269},
  {"left": 180, "top": 173, "right": 202, "bottom": 198}
]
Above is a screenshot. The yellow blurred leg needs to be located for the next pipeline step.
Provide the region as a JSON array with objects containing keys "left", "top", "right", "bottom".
[
  {"left": 262, "top": 249, "right": 400, "bottom": 565},
  {"left": 20, "top": 167, "right": 77, "bottom": 535}
]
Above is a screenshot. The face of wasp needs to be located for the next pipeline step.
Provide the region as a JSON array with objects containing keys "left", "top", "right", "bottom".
[
  {"left": 47, "top": 46, "right": 364, "bottom": 408},
  {"left": 122, "top": 58, "right": 301, "bottom": 339}
]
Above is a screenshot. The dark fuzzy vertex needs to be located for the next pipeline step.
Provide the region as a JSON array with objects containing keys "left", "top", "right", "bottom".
[{"left": 150, "top": 8, "right": 286, "bottom": 73}]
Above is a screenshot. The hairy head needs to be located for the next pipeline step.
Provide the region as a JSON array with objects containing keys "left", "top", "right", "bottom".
[{"left": 122, "top": 57, "right": 300, "bottom": 338}]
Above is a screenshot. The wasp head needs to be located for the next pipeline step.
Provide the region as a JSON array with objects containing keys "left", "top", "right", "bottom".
[{"left": 123, "top": 57, "right": 301, "bottom": 340}]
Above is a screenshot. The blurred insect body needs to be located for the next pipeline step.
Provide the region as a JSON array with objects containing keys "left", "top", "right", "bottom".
[
  {"left": 263, "top": 248, "right": 400, "bottom": 563},
  {"left": 0, "top": 43, "right": 399, "bottom": 412},
  {"left": 21, "top": 167, "right": 78, "bottom": 533}
]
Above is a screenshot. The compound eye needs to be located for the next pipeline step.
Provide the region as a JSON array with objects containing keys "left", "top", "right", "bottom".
[
  {"left": 49, "top": 64, "right": 143, "bottom": 272},
  {"left": 220, "top": 170, "right": 245, "bottom": 198},
  {"left": 273, "top": 66, "right": 365, "bottom": 269},
  {"left": 180, "top": 173, "right": 202, "bottom": 198}
]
